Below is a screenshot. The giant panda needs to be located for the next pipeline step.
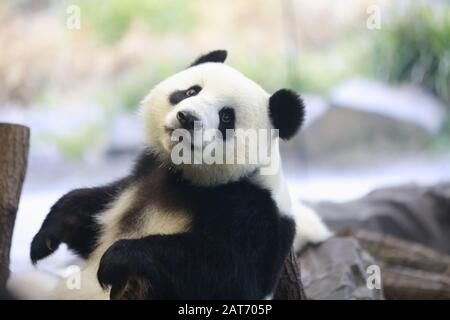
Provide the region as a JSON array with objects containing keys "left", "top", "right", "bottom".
[{"left": 24, "top": 50, "right": 330, "bottom": 299}]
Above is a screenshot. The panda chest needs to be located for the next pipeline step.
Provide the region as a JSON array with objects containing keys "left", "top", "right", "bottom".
[{"left": 101, "top": 179, "right": 193, "bottom": 240}]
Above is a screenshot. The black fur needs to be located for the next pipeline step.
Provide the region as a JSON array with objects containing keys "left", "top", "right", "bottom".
[
  {"left": 190, "top": 50, "right": 227, "bottom": 67},
  {"left": 176, "top": 111, "right": 199, "bottom": 130},
  {"left": 218, "top": 107, "right": 235, "bottom": 139},
  {"left": 169, "top": 85, "right": 202, "bottom": 105},
  {"left": 30, "top": 153, "right": 159, "bottom": 263},
  {"left": 269, "top": 89, "right": 305, "bottom": 140},
  {"left": 31, "top": 151, "right": 295, "bottom": 299},
  {"left": 30, "top": 178, "right": 130, "bottom": 263}
]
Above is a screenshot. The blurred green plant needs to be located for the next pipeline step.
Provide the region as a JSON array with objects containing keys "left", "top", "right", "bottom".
[
  {"left": 98, "top": 62, "right": 182, "bottom": 112},
  {"left": 42, "top": 124, "right": 105, "bottom": 159},
  {"left": 371, "top": 2, "right": 450, "bottom": 106},
  {"left": 231, "top": 39, "right": 369, "bottom": 94},
  {"left": 74, "top": 0, "right": 198, "bottom": 43},
  {"left": 99, "top": 43, "right": 369, "bottom": 114},
  {"left": 433, "top": 115, "right": 450, "bottom": 150}
]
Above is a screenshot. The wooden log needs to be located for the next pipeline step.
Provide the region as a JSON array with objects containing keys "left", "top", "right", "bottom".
[
  {"left": 341, "top": 229, "right": 450, "bottom": 299},
  {"left": 383, "top": 267, "right": 450, "bottom": 300},
  {"left": 0, "top": 123, "right": 30, "bottom": 291},
  {"left": 343, "top": 229, "right": 450, "bottom": 275},
  {"left": 274, "top": 248, "right": 307, "bottom": 299}
]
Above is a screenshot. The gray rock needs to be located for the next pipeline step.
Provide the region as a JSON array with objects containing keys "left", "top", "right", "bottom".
[
  {"left": 283, "top": 79, "right": 447, "bottom": 166},
  {"left": 299, "top": 237, "right": 384, "bottom": 300},
  {"left": 310, "top": 182, "right": 450, "bottom": 255},
  {"left": 330, "top": 78, "right": 446, "bottom": 133}
]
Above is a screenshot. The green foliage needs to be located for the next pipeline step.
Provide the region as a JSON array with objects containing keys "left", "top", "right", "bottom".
[
  {"left": 371, "top": 2, "right": 450, "bottom": 106},
  {"left": 433, "top": 115, "right": 450, "bottom": 150},
  {"left": 74, "top": 0, "right": 198, "bottom": 43},
  {"left": 232, "top": 39, "right": 369, "bottom": 94},
  {"left": 294, "top": 39, "right": 370, "bottom": 93},
  {"left": 42, "top": 124, "right": 105, "bottom": 159},
  {"left": 98, "top": 62, "right": 182, "bottom": 112}
]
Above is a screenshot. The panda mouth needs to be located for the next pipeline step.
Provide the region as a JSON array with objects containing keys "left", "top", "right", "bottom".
[
  {"left": 164, "top": 126, "right": 176, "bottom": 135},
  {"left": 164, "top": 125, "right": 196, "bottom": 147}
]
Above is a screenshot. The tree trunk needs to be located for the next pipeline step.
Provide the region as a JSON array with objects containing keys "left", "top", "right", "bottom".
[
  {"left": 0, "top": 123, "right": 30, "bottom": 292},
  {"left": 346, "top": 229, "right": 450, "bottom": 275},
  {"left": 345, "top": 229, "right": 450, "bottom": 299},
  {"left": 274, "top": 248, "right": 306, "bottom": 299}
]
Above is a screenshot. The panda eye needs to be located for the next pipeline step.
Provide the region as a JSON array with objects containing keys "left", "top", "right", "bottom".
[
  {"left": 219, "top": 107, "right": 235, "bottom": 124},
  {"left": 220, "top": 112, "right": 232, "bottom": 123},
  {"left": 185, "top": 85, "right": 201, "bottom": 97},
  {"left": 185, "top": 89, "right": 196, "bottom": 97},
  {"left": 169, "top": 85, "right": 202, "bottom": 105},
  {"left": 218, "top": 107, "right": 235, "bottom": 139}
]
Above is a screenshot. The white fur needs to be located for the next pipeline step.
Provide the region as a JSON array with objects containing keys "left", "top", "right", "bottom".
[
  {"left": 250, "top": 139, "right": 292, "bottom": 216},
  {"left": 292, "top": 201, "right": 332, "bottom": 250},
  {"left": 250, "top": 142, "right": 331, "bottom": 249}
]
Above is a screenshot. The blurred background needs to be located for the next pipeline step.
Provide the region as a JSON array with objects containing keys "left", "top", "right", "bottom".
[{"left": 1, "top": 0, "right": 449, "bottom": 273}]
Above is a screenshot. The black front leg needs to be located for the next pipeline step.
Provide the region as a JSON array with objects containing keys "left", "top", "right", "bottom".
[
  {"left": 30, "top": 177, "right": 130, "bottom": 263},
  {"left": 97, "top": 233, "right": 257, "bottom": 300},
  {"left": 97, "top": 239, "right": 161, "bottom": 300}
]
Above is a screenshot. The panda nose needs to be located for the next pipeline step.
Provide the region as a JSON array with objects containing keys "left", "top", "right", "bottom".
[{"left": 177, "top": 111, "right": 199, "bottom": 130}]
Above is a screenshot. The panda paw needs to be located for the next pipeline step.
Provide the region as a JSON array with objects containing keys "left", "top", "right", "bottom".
[
  {"left": 30, "top": 198, "right": 73, "bottom": 263},
  {"left": 97, "top": 239, "right": 153, "bottom": 300},
  {"left": 30, "top": 224, "right": 63, "bottom": 264},
  {"left": 30, "top": 189, "right": 100, "bottom": 264}
]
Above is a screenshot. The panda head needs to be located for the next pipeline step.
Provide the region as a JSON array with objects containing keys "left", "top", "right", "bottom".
[{"left": 139, "top": 50, "right": 305, "bottom": 185}]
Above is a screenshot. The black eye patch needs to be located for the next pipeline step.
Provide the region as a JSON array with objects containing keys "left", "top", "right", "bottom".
[
  {"left": 169, "top": 85, "right": 202, "bottom": 105},
  {"left": 218, "top": 107, "right": 235, "bottom": 140}
]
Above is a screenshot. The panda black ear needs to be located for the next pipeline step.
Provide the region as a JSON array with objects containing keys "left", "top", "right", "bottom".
[
  {"left": 269, "top": 89, "right": 305, "bottom": 141},
  {"left": 190, "top": 50, "right": 227, "bottom": 67}
]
